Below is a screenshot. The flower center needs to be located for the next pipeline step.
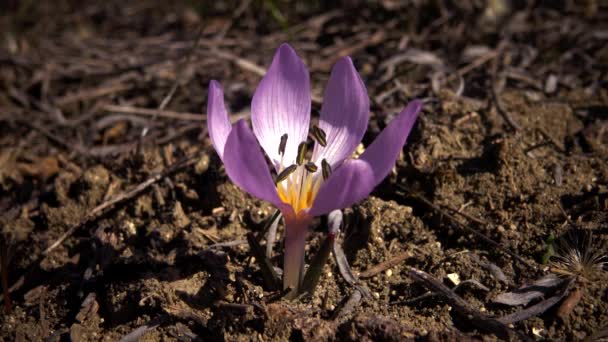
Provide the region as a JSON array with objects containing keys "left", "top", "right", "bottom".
[
  {"left": 275, "top": 127, "right": 331, "bottom": 214},
  {"left": 277, "top": 164, "right": 322, "bottom": 213}
]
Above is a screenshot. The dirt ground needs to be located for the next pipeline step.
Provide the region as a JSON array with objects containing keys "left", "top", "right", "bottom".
[{"left": 1, "top": 1, "right": 607, "bottom": 341}]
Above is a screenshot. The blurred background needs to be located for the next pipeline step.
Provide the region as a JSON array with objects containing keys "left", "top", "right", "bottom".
[{"left": 1, "top": 1, "right": 607, "bottom": 341}]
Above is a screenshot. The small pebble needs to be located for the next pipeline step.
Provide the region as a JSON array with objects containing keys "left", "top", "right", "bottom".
[
  {"left": 447, "top": 273, "right": 460, "bottom": 286},
  {"left": 195, "top": 154, "right": 210, "bottom": 174},
  {"left": 532, "top": 327, "right": 543, "bottom": 337},
  {"left": 212, "top": 207, "right": 225, "bottom": 215},
  {"left": 385, "top": 269, "right": 393, "bottom": 277},
  {"left": 373, "top": 292, "right": 380, "bottom": 300},
  {"left": 509, "top": 223, "right": 517, "bottom": 231}
]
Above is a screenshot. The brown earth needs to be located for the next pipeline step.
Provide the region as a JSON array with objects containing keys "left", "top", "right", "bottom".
[{"left": 1, "top": 1, "right": 607, "bottom": 341}]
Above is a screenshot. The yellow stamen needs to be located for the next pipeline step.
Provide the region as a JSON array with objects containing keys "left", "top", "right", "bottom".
[{"left": 276, "top": 165, "right": 321, "bottom": 214}]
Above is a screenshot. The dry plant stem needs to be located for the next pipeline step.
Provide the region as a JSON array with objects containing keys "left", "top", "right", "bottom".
[
  {"left": 407, "top": 267, "right": 527, "bottom": 341},
  {"left": 490, "top": 44, "right": 521, "bottom": 132},
  {"left": 103, "top": 105, "right": 204, "bottom": 121},
  {"left": 490, "top": 83, "right": 521, "bottom": 132},
  {"left": 498, "top": 282, "right": 572, "bottom": 324},
  {"left": 359, "top": 251, "right": 409, "bottom": 278},
  {"left": 43, "top": 154, "right": 199, "bottom": 255},
  {"left": 447, "top": 49, "right": 499, "bottom": 82},
  {"left": 215, "top": 0, "right": 253, "bottom": 39},
  {"left": 55, "top": 83, "right": 133, "bottom": 106}
]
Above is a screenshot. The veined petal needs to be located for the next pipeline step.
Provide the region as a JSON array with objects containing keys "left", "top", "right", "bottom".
[
  {"left": 308, "top": 100, "right": 422, "bottom": 216},
  {"left": 207, "top": 80, "right": 232, "bottom": 160},
  {"left": 252, "top": 43, "right": 311, "bottom": 170},
  {"left": 223, "top": 119, "right": 287, "bottom": 211},
  {"left": 312, "top": 57, "right": 369, "bottom": 169}
]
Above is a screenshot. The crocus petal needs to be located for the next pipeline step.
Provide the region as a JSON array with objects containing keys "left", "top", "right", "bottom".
[
  {"left": 251, "top": 43, "right": 311, "bottom": 170},
  {"left": 308, "top": 100, "right": 422, "bottom": 216},
  {"left": 207, "top": 80, "right": 232, "bottom": 160},
  {"left": 223, "top": 119, "right": 287, "bottom": 211},
  {"left": 312, "top": 57, "right": 369, "bottom": 169}
]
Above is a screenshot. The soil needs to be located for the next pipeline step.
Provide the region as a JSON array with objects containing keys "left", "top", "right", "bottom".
[{"left": 1, "top": 1, "right": 607, "bottom": 341}]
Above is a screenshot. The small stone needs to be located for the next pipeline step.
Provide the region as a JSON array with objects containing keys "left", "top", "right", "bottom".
[
  {"left": 211, "top": 207, "right": 226, "bottom": 215},
  {"left": 373, "top": 292, "right": 380, "bottom": 300},
  {"left": 195, "top": 154, "right": 210, "bottom": 174},
  {"left": 327, "top": 304, "right": 335, "bottom": 311},
  {"left": 497, "top": 225, "right": 505, "bottom": 232},
  {"left": 385, "top": 269, "right": 393, "bottom": 277},
  {"left": 447, "top": 273, "right": 460, "bottom": 286},
  {"left": 509, "top": 223, "right": 517, "bottom": 231},
  {"left": 123, "top": 221, "right": 137, "bottom": 237},
  {"left": 326, "top": 272, "right": 333, "bottom": 278},
  {"left": 532, "top": 327, "right": 543, "bottom": 337},
  {"left": 585, "top": 184, "right": 593, "bottom": 192}
]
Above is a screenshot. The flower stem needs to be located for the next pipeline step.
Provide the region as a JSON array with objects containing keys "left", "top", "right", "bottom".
[{"left": 283, "top": 216, "right": 310, "bottom": 292}]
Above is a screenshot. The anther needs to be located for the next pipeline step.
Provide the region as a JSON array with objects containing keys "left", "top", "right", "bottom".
[
  {"left": 296, "top": 142, "right": 307, "bottom": 166},
  {"left": 275, "top": 164, "right": 297, "bottom": 183},
  {"left": 278, "top": 134, "right": 288, "bottom": 156},
  {"left": 321, "top": 159, "right": 332, "bottom": 180},
  {"left": 304, "top": 162, "right": 318, "bottom": 173},
  {"left": 312, "top": 125, "right": 327, "bottom": 147}
]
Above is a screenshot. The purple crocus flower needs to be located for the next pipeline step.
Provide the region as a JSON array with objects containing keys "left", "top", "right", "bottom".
[{"left": 207, "top": 43, "right": 421, "bottom": 291}]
